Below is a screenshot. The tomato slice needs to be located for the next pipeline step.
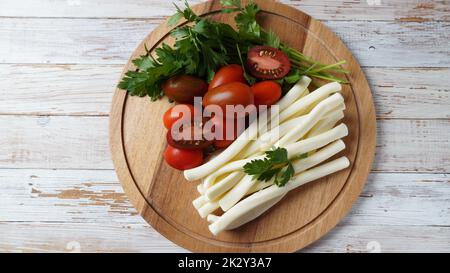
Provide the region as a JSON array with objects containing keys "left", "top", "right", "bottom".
[
  {"left": 247, "top": 46, "right": 291, "bottom": 80},
  {"left": 167, "top": 119, "right": 213, "bottom": 150}
]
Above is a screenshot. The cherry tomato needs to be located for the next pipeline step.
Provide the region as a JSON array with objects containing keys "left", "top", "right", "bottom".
[
  {"left": 163, "top": 104, "right": 195, "bottom": 130},
  {"left": 162, "top": 75, "right": 207, "bottom": 103},
  {"left": 164, "top": 145, "right": 203, "bottom": 171},
  {"left": 203, "top": 82, "right": 254, "bottom": 118},
  {"left": 251, "top": 81, "right": 282, "bottom": 106},
  {"left": 247, "top": 46, "right": 291, "bottom": 80},
  {"left": 208, "top": 115, "right": 246, "bottom": 149},
  {"left": 209, "top": 64, "right": 246, "bottom": 91},
  {"left": 167, "top": 119, "right": 213, "bottom": 150}
]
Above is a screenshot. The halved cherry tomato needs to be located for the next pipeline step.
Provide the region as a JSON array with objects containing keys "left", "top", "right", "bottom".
[
  {"left": 167, "top": 119, "right": 213, "bottom": 150},
  {"left": 162, "top": 75, "right": 207, "bottom": 103},
  {"left": 208, "top": 64, "right": 246, "bottom": 91},
  {"left": 251, "top": 81, "right": 282, "bottom": 106},
  {"left": 203, "top": 82, "right": 254, "bottom": 118},
  {"left": 163, "top": 104, "right": 195, "bottom": 130},
  {"left": 247, "top": 46, "right": 291, "bottom": 80},
  {"left": 164, "top": 145, "right": 203, "bottom": 171}
]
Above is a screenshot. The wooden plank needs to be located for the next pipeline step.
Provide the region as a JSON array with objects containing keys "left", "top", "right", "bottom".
[
  {"left": 1, "top": 170, "right": 448, "bottom": 227},
  {"left": 302, "top": 225, "right": 450, "bottom": 253},
  {"left": 0, "top": 116, "right": 113, "bottom": 169},
  {"left": 0, "top": 64, "right": 121, "bottom": 116},
  {"left": 1, "top": 65, "right": 449, "bottom": 118},
  {"left": 374, "top": 119, "right": 450, "bottom": 173},
  {"left": 0, "top": 0, "right": 448, "bottom": 21},
  {"left": 0, "top": 222, "right": 185, "bottom": 253},
  {"left": 343, "top": 172, "right": 450, "bottom": 226},
  {"left": 0, "top": 116, "right": 449, "bottom": 171},
  {"left": 368, "top": 68, "right": 450, "bottom": 119},
  {"left": 0, "top": 222, "right": 448, "bottom": 253},
  {"left": 0, "top": 18, "right": 158, "bottom": 65},
  {"left": 0, "top": 18, "right": 448, "bottom": 67},
  {"left": 0, "top": 169, "right": 139, "bottom": 223}
]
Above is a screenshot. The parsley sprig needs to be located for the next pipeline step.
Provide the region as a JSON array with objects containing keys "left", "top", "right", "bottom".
[
  {"left": 244, "top": 147, "right": 308, "bottom": 187},
  {"left": 118, "top": 0, "right": 348, "bottom": 101}
]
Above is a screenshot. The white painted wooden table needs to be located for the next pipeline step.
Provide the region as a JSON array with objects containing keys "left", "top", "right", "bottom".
[{"left": 0, "top": 0, "right": 449, "bottom": 253}]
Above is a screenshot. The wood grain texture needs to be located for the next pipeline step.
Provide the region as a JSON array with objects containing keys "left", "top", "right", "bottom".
[
  {"left": 1, "top": 65, "right": 449, "bottom": 118},
  {"left": 1, "top": 0, "right": 448, "bottom": 21},
  {"left": 1, "top": 116, "right": 447, "bottom": 172},
  {"left": 0, "top": 18, "right": 448, "bottom": 67},
  {"left": 110, "top": 0, "right": 376, "bottom": 252}
]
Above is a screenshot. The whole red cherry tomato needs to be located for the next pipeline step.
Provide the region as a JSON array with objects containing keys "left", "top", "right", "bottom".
[
  {"left": 208, "top": 64, "right": 246, "bottom": 91},
  {"left": 251, "top": 81, "right": 282, "bottom": 106},
  {"left": 163, "top": 145, "right": 203, "bottom": 171},
  {"left": 203, "top": 82, "right": 254, "bottom": 119},
  {"left": 163, "top": 104, "right": 195, "bottom": 130},
  {"left": 162, "top": 75, "right": 207, "bottom": 103}
]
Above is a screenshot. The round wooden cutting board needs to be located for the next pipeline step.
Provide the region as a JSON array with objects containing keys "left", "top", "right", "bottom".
[{"left": 110, "top": 0, "right": 376, "bottom": 252}]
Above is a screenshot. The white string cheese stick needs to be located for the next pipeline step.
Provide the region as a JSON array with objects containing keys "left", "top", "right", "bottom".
[
  {"left": 304, "top": 109, "right": 344, "bottom": 155},
  {"left": 205, "top": 172, "right": 245, "bottom": 201},
  {"left": 250, "top": 139, "right": 346, "bottom": 193},
  {"left": 276, "top": 93, "right": 344, "bottom": 148},
  {"left": 284, "top": 123, "right": 348, "bottom": 157},
  {"left": 184, "top": 77, "right": 312, "bottom": 182},
  {"left": 219, "top": 175, "right": 255, "bottom": 211},
  {"left": 207, "top": 214, "right": 220, "bottom": 223},
  {"left": 209, "top": 157, "right": 350, "bottom": 235},
  {"left": 276, "top": 76, "right": 312, "bottom": 111},
  {"left": 308, "top": 110, "right": 344, "bottom": 137},
  {"left": 241, "top": 115, "right": 307, "bottom": 159},
  {"left": 192, "top": 195, "right": 208, "bottom": 210},
  {"left": 253, "top": 101, "right": 345, "bottom": 156},
  {"left": 218, "top": 124, "right": 348, "bottom": 211},
  {"left": 198, "top": 201, "right": 220, "bottom": 218},
  {"left": 197, "top": 183, "right": 206, "bottom": 195},
  {"left": 278, "top": 81, "right": 342, "bottom": 123}
]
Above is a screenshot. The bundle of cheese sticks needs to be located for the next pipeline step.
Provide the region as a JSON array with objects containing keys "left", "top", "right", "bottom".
[{"left": 184, "top": 76, "right": 350, "bottom": 235}]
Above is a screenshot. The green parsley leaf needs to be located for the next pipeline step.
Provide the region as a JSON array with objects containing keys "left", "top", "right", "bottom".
[
  {"left": 244, "top": 158, "right": 273, "bottom": 176},
  {"left": 266, "top": 147, "right": 288, "bottom": 164},
  {"left": 275, "top": 163, "right": 295, "bottom": 187},
  {"left": 243, "top": 147, "right": 305, "bottom": 187}
]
